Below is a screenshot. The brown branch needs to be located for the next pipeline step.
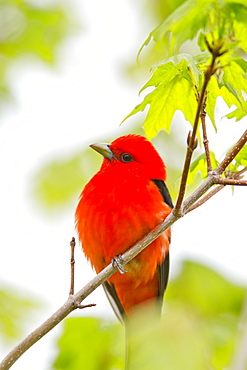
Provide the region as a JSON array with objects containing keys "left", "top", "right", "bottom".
[
  {"left": 77, "top": 303, "right": 96, "bottom": 309},
  {"left": 186, "top": 184, "right": 224, "bottom": 213},
  {"left": 69, "top": 237, "right": 76, "bottom": 295},
  {"left": 186, "top": 175, "right": 247, "bottom": 214},
  {"left": 174, "top": 55, "right": 217, "bottom": 213},
  {"left": 186, "top": 164, "right": 247, "bottom": 213},
  {"left": 213, "top": 178, "right": 247, "bottom": 186},
  {"left": 216, "top": 129, "right": 247, "bottom": 174},
  {"left": 236, "top": 167, "right": 247, "bottom": 177},
  {"left": 201, "top": 102, "right": 212, "bottom": 173}
]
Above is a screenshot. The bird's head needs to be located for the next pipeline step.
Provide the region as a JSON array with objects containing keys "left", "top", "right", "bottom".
[{"left": 90, "top": 134, "right": 166, "bottom": 180}]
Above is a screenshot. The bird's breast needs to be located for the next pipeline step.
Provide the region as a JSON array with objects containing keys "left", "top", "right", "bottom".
[{"left": 76, "top": 172, "right": 171, "bottom": 276}]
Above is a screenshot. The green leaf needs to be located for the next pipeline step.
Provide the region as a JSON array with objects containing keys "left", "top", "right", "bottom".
[
  {"left": 139, "top": 0, "right": 247, "bottom": 56},
  {"left": 207, "top": 75, "right": 244, "bottom": 128},
  {"left": 188, "top": 151, "right": 219, "bottom": 185},
  {"left": 227, "top": 2, "right": 247, "bottom": 53},
  {"left": 138, "top": 54, "right": 201, "bottom": 93},
  {"left": 225, "top": 102, "right": 247, "bottom": 121},
  {"left": 123, "top": 55, "right": 200, "bottom": 139},
  {"left": 222, "top": 61, "right": 247, "bottom": 102},
  {"left": 207, "top": 58, "right": 247, "bottom": 124},
  {"left": 130, "top": 2, "right": 247, "bottom": 138},
  {"left": 139, "top": 0, "right": 213, "bottom": 56}
]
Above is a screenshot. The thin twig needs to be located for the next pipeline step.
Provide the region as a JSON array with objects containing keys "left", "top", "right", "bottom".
[
  {"left": 186, "top": 184, "right": 224, "bottom": 213},
  {"left": 235, "top": 167, "right": 247, "bottom": 177},
  {"left": 201, "top": 101, "right": 212, "bottom": 173},
  {"left": 213, "top": 178, "right": 247, "bottom": 186},
  {"left": 174, "top": 56, "right": 217, "bottom": 213},
  {"left": 77, "top": 303, "right": 96, "bottom": 309},
  {"left": 186, "top": 165, "right": 247, "bottom": 213},
  {"left": 69, "top": 237, "right": 76, "bottom": 295}
]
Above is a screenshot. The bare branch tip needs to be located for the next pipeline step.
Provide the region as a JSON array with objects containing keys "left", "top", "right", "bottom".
[
  {"left": 70, "top": 237, "right": 76, "bottom": 247},
  {"left": 77, "top": 303, "right": 97, "bottom": 310}
]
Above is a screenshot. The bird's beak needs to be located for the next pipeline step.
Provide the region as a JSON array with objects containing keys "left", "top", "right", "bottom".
[{"left": 90, "top": 142, "right": 116, "bottom": 160}]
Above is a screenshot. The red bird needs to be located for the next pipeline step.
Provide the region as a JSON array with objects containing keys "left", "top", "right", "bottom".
[{"left": 75, "top": 134, "right": 173, "bottom": 322}]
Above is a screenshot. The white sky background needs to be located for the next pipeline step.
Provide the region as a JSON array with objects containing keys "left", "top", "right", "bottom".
[{"left": 0, "top": 0, "right": 246, "bottom": 369}]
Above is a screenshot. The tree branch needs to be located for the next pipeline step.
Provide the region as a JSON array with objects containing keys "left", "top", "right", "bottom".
[
  {"left": 186, "top": 164, "right": 247, "bottom": 213},
  {"left": 186, "top": 184, "right": 224, "bottom": 213},
  {"left": 213, "top": 178, "right": 247, "bottom": 186},
  {"left": 216, "top": 129, "right": 247, "bottom": 175}
]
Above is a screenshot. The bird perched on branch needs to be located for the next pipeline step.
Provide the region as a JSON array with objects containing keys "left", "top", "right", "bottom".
[{"left": 75, "top": 134, "right": 173, "bottom": 322}]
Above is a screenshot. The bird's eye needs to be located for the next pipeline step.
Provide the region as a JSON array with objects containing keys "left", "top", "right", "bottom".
[{"left": 121, "top": 153, "right": 133, "bottom": 163}]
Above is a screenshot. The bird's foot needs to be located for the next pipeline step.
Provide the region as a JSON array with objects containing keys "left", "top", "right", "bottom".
[{"left": 112, "top": 254, "right": 127, "bottom": 274}]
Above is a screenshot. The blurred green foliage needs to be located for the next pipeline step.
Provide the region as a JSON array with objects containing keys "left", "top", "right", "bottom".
[
  {"left": 53, "top": 318, "right": 124, "bottom": 370},
  {"left": 52, "top": 260, "right": 247, "bottom": 370},
  {"left": 144, "top": 0, "right": 185, "bottom": 22},
  {"left": 0, "top": 0, "right": 73, "bottom": 106},
  {"left": 31, "top": 148, "right": 98, "bottom": 212},
  {"left": 0, "top": 284, "right": 39, "bottom": 342},
  {"left": 0, "top": 0, "right": 74, "bottom": 348},
  {"left": 126, "top": 0, "right": 187, "bottom": 78}
]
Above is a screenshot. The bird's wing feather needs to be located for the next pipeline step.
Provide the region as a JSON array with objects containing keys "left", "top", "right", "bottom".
[
  {"left": 103, "top": 282, "right": 126, "bottom": 324},
  {"left": 151, "top": 179, "right": 174, "bottom": 209},
  {"left": 157, "top": 251, "right": 170, "bottom": 303},
  {"left": 151, "top": 179, "right": 173, "bottom": 303}
]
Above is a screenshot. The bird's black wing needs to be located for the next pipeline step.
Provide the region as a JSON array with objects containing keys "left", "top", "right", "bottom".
[
  {"left": 152, "top": 179, "right": 174, "bottom": 209},
  {"left": 151, "top": 179, "right": 173, "bottom": 305},
  {"left": 103, "top": 282, "right": 126, "bottom": 324}
]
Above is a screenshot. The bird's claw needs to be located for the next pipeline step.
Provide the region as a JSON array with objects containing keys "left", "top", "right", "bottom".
[{"left": 112, "top": 254, "right": 127, "bottom": 274}]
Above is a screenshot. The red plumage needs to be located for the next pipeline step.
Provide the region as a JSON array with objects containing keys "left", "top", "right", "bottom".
[{"left": 75, "top": 134, "right": 172, "bottom": 319}]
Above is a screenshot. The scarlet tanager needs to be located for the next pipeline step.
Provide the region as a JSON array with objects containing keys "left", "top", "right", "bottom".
[{"left": 75, "top": 134, "right": 173, "bottom": 322}]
